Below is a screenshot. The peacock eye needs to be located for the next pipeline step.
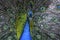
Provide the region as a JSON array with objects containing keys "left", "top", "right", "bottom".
[{"left": 40, "top": 6, "right": 46, "bottom": 12}]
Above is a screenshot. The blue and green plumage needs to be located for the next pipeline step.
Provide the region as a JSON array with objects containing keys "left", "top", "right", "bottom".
[
  {"left": 16, "top": 13, "right": 27, "bottom": 40},
  {"left": 15, "top": 10, "right": 33, "bottom": 40}
]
